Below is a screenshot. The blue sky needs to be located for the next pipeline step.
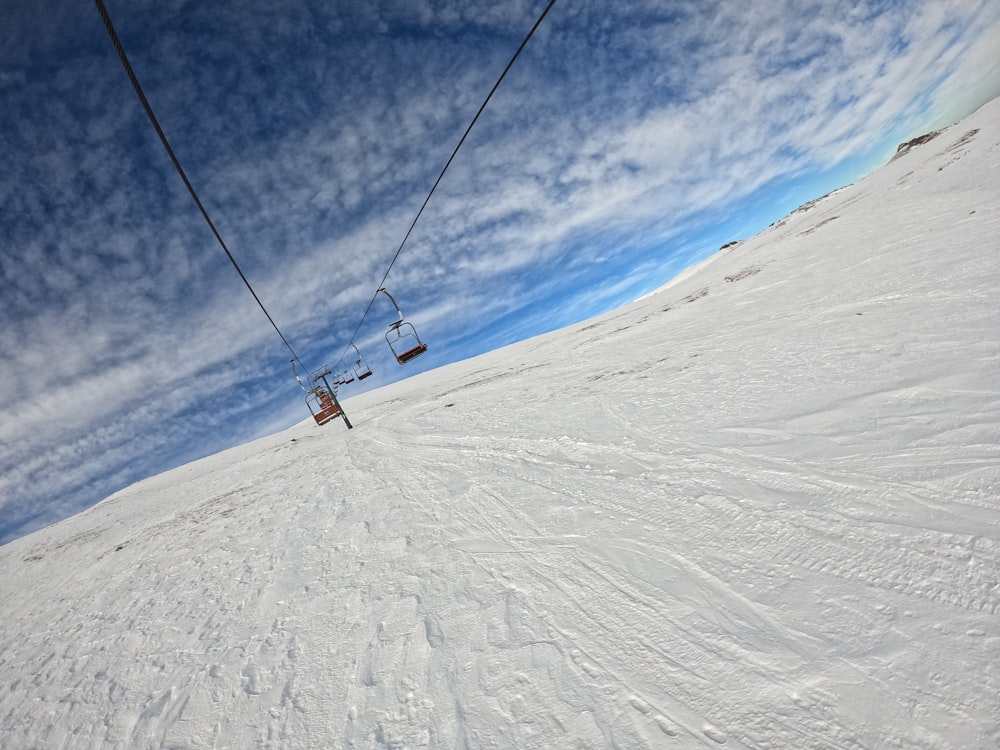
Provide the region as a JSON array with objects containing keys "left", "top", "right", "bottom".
[{"left": 1, "top": 0, "right": 998, "bottom": 545}]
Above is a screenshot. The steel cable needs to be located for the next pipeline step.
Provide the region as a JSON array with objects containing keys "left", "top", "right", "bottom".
[
  {"left": 94, "top": 0, "right": 302, "bottom": 365},
  {"left": 340, "top": 0, "right": 559, "bottom": 361}
]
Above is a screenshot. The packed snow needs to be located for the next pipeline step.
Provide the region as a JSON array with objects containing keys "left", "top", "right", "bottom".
[{"left": 1, "top": 98, "right": 998, "bottom": 749}]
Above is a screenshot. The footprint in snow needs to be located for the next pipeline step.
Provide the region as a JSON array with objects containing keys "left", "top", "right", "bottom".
[{"left": 424, "top": 615, "right": 444, "bottom": 648}]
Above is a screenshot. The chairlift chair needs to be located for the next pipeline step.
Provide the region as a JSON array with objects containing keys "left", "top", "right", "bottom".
[
  {"left": 387, "top": 321, "right": 428, "bottom": 364},
  {"left": 350, "top": 343, "right": 373, "bottom": 380},
  {"left": 378, "top": 287, "right": 427, "bottom": 364},
  {"left": 290, "top": 359, "right": 352, "bottom": 429},
  {"left": 306, "top": 386, "right": 342, "bottom": 426},
  {"left": 337, "top": 359, "right": 355, "bottom": 385}
]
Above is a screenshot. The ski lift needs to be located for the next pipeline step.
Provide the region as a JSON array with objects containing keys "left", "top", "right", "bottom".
[
  {"left": 338, "top": 359, "right": 355, "bottom": 385},
  {"left": 379, "top": 287, "right": 427, "bottom": 364},
  {"left": 306, "top": 386, "right": 342, "bottom": 425},
  {"left": 290, "top": 359, "right": 353, "bottom": 429},
  {"left": 350, "top": 343, "right": 373, "bottom": 380}
]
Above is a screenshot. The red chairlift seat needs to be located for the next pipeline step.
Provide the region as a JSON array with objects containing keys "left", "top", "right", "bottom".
[
  {"left": 394, "top": 343, "right": 428, "bottom": 364},
  {"left": 307, "top": 389, "right": 341, "bottom": 426},
  {"left": 292, "top": 359, "right": 352, "bottom": 429},
  {"left": 386, "top": 320, "right": 427, "bottom": 365}
]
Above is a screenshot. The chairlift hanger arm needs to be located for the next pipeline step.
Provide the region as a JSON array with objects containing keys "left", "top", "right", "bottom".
[
  {"left": 378, "top": 288, "right": 405, "bottom": 322},
  {"left": 290, "top": 359, "right": 310, "bottom": 391}
]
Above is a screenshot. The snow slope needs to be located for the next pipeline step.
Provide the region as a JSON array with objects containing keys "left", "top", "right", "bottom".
[{"left": 1, "top": 99, "right": 998, "bottom": 750}]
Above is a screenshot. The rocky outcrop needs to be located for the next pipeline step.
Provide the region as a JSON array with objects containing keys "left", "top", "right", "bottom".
[{"left": 891, "top": 129, "right": 942, "bottom": 160}]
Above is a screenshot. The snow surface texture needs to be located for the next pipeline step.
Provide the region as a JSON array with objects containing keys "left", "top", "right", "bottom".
[{"left": 2, "top": 99, "right": 999, "bottom": 750}]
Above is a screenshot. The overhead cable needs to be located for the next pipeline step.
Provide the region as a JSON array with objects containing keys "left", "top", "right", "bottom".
[
  {"left": 342, "top": 0, "right": 559, "bottom": 359},
  {"left": 93, "top": 0, "right": 301, "bottom": 364}
]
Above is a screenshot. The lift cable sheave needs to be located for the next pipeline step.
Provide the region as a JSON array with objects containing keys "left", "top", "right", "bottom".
[
  {"left": 93, "top": 0, "right": 301, "bottom": 364},
  {"left": 338, "top": 0, "right": 559, "bottom": 364}
]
